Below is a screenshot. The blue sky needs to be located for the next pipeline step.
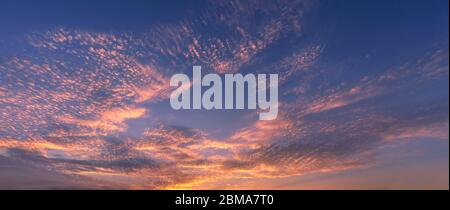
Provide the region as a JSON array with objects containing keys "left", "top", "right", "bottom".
[{"left": 0, "top": 0, "right": 448, "bottom": 189}]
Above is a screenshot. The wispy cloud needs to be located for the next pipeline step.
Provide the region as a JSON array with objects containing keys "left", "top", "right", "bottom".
[{"left": 0, "top": 0, "right": 448, "bottom": 189}]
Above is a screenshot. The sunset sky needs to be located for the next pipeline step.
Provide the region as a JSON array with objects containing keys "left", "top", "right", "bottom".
[{"left": 0, "top": 0, "right": 448, "bottom": 189}]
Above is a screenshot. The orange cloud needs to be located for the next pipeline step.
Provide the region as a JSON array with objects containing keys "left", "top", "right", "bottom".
[{"left": 59, "top": 106, "right": 147, "bottom": 133}]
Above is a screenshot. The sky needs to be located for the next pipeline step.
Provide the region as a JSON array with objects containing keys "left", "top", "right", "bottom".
[{"left": 0, "top": 0, "right": 448, "bottom": 189}]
